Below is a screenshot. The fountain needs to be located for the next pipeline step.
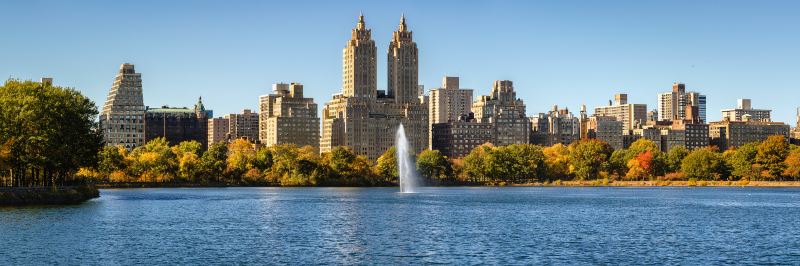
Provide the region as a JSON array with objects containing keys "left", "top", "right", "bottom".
[{"left": 396, "top": 123, "right": 419, "bottom": 193}]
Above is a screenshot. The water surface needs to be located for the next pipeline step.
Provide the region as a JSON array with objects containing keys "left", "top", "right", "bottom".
[{"left": 2, "top": 187, "right": 800, "bottom": 264}]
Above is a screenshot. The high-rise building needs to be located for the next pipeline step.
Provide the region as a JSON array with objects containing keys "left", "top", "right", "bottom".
[
  {"left": 99, "top": 63, "right": 145, "bottom": 149},
  {"left": 529, "top": 105, "right": 580, "bottom": 146},
  {"left": 387, "top": 14, "right": 418, "bottom": 105},
  {"left": 721, "top": 99, "right": 772, "bottom": 122},
  {"left": 208, "top": 117, "right": 230, "bottom": 147},
  {"left": 259, "top": 83, "right": 320, "bottom": 151},
  {"left": 593, "top": 93, "right": 647, "bottom": 131},
  {"left": 657, "top": 83, "right": 706, "bottom": 123},
  {"left": 710, "top": 120, "right": 790, "bottom": 150},
  {"left": 144, "top": 97, "right": 212, "bottom": 148},
  {"left": 472, "top": 80, "right": 529, "bottom": 146},
  {"left": 321, "top": 14, "right": 428, "bottom": 160},
  {"left": 429, "top": 76, "right": 473, "bottom": 125}
]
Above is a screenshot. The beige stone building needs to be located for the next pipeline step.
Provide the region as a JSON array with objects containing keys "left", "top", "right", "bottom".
[
  {"left": 99, "top": 63, "right": 145, "bottom": 149},
  {"left": 207, "top": 109, "right": 259, "bottom": 146},
  {"left": 472, "top": 80, "right": 529, "bottom": 146},
  {"left": 530, "top": 105, "right": 580, "bottom": 146},
  {"left": 721, "top": 99, "right": 772, "bottom": 122},
  {"left": 321, "top": 14, "right": 428, "bottom": 160},
  {"left": 593, "top": 93, "right": 647, "bottom": 132},
  {"left": 429, "top": 76, "right": 473, "bottom": 125},
  {"left": 259, "top": 83, "right": 320, "bottom": 151},
  {"left": 710, "top": 119, "right": 790, "bottom": 151},
  {"left": 207, "top": 117, "right": 230, "bottom": 146}
]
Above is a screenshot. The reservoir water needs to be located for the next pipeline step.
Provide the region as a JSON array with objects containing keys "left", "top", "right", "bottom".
[{"left": 2, "top": 187, "right": 800, "bottom": 264}]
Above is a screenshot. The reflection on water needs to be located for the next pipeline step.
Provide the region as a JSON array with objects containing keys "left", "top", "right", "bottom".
[{"left": 2, "top": 187, "right": 800, "bottom": 264}]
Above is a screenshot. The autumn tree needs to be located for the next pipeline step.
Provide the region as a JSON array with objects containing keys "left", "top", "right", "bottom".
[
  {"left": 725, "top": 142, "right": 759, "bottom": 181},
  {"left": 755, "top": 135, "right": 790, "bottom": 180},
  {"left": 376, "top": 146, "right": 398, "bottom": 184},
  {"left": 542, "top": 144, "right": 571, "bottom": 181}
]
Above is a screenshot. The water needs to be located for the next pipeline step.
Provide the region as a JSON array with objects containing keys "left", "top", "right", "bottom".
[
  {"left": 2, "top": 187, "right": 800, "bottom": 265},
  {"left": 396, "top": 123, "right": 418, "bottom": 193}
]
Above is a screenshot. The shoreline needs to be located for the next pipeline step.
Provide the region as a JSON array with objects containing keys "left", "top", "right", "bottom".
[
  {"left": 92, "top": 181, "right": 800, "bottom": 189},
  {"left": 0, "top": 186, "right": 100, "bottom": 206}
]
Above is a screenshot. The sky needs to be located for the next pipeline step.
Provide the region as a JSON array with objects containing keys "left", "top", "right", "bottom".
[{"left": 1, "top": 0, "right": 799, "bottom": 125}]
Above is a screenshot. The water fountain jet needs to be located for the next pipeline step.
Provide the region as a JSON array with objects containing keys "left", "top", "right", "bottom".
[{"left": 396, "top": 123, "right": 419, "bottom": 193}]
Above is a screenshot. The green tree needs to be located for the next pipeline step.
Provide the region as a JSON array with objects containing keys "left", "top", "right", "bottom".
[
  {"left": 253, "top": 146, "right": 273, "bottom": 172},
  {"left": 725, "top": 142, "right": 759, "bottom": 180},
  {"left": 200, "top": 141, "right": 228, "bottom": 183},
  {"left": 682, "top": 147, "right": 726, "bottom": 180},
  {"left": 755, "top": 135, "right": 790, "bottom": 180},
  {"left": 98, "top": 146, "right": 127, "bottom": 178},
  {"left": 463, "top": 144, "right": 493, "bottom": 183},
  {"left": 608, "top": 149, "right": 628, "bottom": 178},
  {"left": 666, "top": 146, "right": 690, "bottom": 173},
  {"left": 569, "top": 139, "right": 613, "bottom": 180},
  {"left": 416, "top": 149, "right": 452, "bottom": 183},
  {"left": 0, "top": 79, "right": 103, "bottom": 187},
  {"left": 376, "top": 146, "right": 398, "bottom": 184}
]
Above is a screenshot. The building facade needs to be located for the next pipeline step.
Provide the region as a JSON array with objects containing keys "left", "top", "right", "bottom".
[
  {"left": 529, "top": 106, "right": 580, "bottom": 146},
  {"left": 321, "top": 14, "right": 429, "bottom": 160},
  {"left": 99, "top": 63, "right": 145, "bottom": 149},
  {"left": 207, "top": 117, "right": 230, "bottom": 147},
  {"left": 144, "top": 97, "right": 211, "bottom": 148},
  {"left": 710, "top": 119, "right": 791, "bottom": 150},
  {"left": 431, "top": 114, "right": 493, "bottom": 159},
  {"left": 584, "top": 116, "right": 624, "bottom": 150},
  {"left": 721, "top": 99, "right": 772, "bottom": 122},
  {"left": 259, "top": 83, "right": 320, "bottom": 151},
  {"left": 593, "top": 93, "right": 647, "bottom": 131},
  {"left": 429, "top": 76, "right": 473, "bottom": 125},
  {"left": 472, "top": 80, "right": 529, "bottom": 146}
]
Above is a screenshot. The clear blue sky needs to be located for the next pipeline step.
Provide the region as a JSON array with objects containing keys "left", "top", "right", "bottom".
[{"left": 2, "top": 0, "right": 799, "bottom": 125}]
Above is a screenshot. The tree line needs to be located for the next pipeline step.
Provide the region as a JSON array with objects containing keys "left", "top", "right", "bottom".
[
  {"left": 77, "top": 135, "right": 800, "bottom": 186},
  {"left": 4, "top": 78, "right": 800, "bottom": 187}
]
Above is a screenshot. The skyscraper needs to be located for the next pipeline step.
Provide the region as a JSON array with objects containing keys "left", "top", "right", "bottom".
[
  {"left": 657, "top": 83, "right": 706, "bottom": 123},
  {"left": 429, "top": 76, "right": 473, "bottom": 125},
  {"left": 321, "top": 14, "right": 428, "bottom": 160},
  {"left": 259, "top": 83, "right": 320, "bottom": 151},
  {"left": 99, "top": 63, "right": 145, "bottom": 149},
  {"left": 387, "top": 14, "right": 419, "bottom": 105}
]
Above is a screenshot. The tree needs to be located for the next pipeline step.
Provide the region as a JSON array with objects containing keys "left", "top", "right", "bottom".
[
  {"left": 463, "top": 144, "right": 493, "bottom": 183},
  {"left": 783, "top": 148, "right": 800, "bottom": 180},
  {"left": 201, "top": 141, "right": 228, "bottom": 183},
  {"left": 128, "top": 138, "right": 177, "bottom": 182},
  {"left": 569, "top": 139, "right": 613, "bottom": 180},
  {"left": 376, "top": 146, "right": 398, "bottom": 184},
  {"left": 666, "top": 146, "right": 690, "bottom": 173},
  {"left": 0, "top": 79, "right": 103, "bottom": 187},
  {"left": 416, "top": 149, "right": 452, "bottom": 183},
  {"left": 98, "top": 146, "right": 127, "bottom": 180},
  {"left": 226, "top": 139, "right": 256, "bottom": 181},
  {"left": 626, "top": 150, "right": 654, "bottom": 181},
  {"left": 725, "top": 142, "right": 759, "bottom": 180},
  {"left": 253, "top": 146, "right": 273, "bottom": 172},
  {"left": 608, "top": 149, "right": 628, "bottom": 178},
  {"left": 543, "top": 144, "right": 571, "bottom": 181},
  {"left": 682, "top": 147, "right": 726, "bottom": 180},
  {"left": 756, "top": 135, "right": 790, "bottom": 180}
]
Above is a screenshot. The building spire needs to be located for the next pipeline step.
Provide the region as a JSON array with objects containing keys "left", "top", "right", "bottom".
[
  {"left": 399, "top": 13, "right": 406, "bottom": 31},
  {"left": 357, "top": 11, "right": 365, "bottom": 29}
]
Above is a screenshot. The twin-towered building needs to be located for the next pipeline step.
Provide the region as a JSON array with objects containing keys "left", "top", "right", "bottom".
[{"left": 320, "top": 14, "right": 429, "bottom": 160}]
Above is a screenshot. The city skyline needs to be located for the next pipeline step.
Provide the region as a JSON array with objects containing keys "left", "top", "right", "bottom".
[{"left": 2, "top": 1, "right": 800, "bottom": 124}]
